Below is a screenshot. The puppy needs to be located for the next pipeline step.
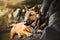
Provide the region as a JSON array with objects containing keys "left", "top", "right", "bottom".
[{"left": 10, "top": 22, "right": 35, "bottom": 40}]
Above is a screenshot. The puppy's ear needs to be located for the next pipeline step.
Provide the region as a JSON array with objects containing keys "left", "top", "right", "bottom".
[
  {"left": 33, "top": 5, "right": 38, "bottom": 12},
  {"left": 24, "top": 5, "right": 29, "bottom": 11}
]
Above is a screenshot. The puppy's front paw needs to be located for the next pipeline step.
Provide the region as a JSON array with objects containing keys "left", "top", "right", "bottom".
[
  {"left": 36, "top": 29, "right": 42, "bottom": 33},
  {"left": 27, "top": 33, "right": 32, "bottom": 37}
]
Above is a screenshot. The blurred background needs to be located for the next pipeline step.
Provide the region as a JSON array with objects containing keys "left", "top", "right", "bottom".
[{"left": 0, "top": 0, "right": 43, "bottom": 40}]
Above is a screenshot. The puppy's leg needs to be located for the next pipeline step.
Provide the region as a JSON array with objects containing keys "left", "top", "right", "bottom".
[
  {"left": 10, "top": 30, "right": 15, "bottom": 40},
  {"left": 17, "top": 32, "right": 21, "bottom": 38},
  {"left": 23, "top": 31, "right": 32, "bottom": 37}
]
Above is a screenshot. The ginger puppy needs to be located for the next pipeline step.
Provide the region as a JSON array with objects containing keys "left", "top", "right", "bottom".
[{"left": 10, "top": 22, "right": 34, "bottom": 40}]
